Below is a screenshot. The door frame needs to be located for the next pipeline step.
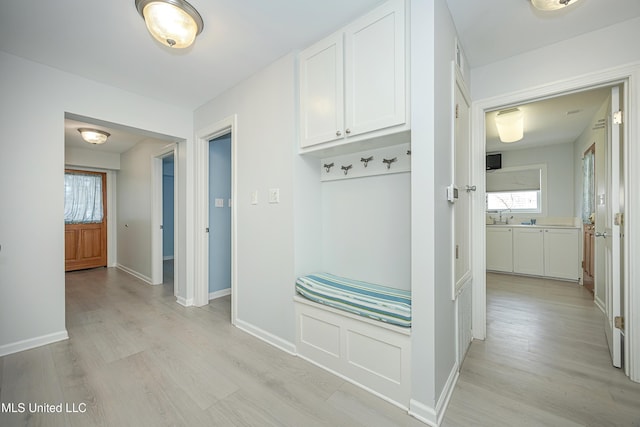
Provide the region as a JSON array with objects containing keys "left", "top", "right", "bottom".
[
  {"left": 194, "top": 115, "right": 238, "bottom": 325},
  {"left": 151, "top": 144, "right": 179, "bottom": 293},
  {"left": 470, "top": 64, "right": 639, "bottom": 382}
]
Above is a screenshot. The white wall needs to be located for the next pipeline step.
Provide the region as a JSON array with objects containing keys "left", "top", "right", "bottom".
[
  {"left": 65, "top": 146, "right": 121, "bottom": 170},
  {"left": 117, "top": 140, "right": 169, "bottom": 282},
  {"left": 321, "top": 173, "right": 411, "bottom": 290},
  {"left": 471, "top": 17, "right": 640, "bottom": 100},
  {"left": 0, "top": 51, "right": 192, "bottom": 355},
  {"left": 497, "top": 144, "right": 575, "bottom": 219},
  {"left": 409, "top": 0, "right": 462, "bottom": 420},
  {"left": 194, "top": 53, "right": 297, "bottom": 344}
]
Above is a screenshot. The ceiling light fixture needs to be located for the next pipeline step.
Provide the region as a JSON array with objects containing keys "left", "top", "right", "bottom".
[
  {"left": 135, "top": 0, "right": 204, "bottom": 48},
  {"left": 531, "top": 0, "right": 582, "bottom": 11},
  {"left": 495, "top": 108, "right": 524, "bottom": 143},
  {"left": 78, "top": 128, "right": 111, "bottom": 145}
]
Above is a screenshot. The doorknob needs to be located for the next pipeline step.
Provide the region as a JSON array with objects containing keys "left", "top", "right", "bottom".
[
  {"left": 465, "top": 185, "right": 477, "bottom": 192},
  {"left": 595, "top": 231, "right": 608, "bottom": 238}
]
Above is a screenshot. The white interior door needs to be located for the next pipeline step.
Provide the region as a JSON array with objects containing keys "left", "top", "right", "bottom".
[{"left": 601, "top": 85, "right": 623, "bottom": 368}]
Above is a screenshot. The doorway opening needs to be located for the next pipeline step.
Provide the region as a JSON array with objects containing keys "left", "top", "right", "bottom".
[
  {"left": 194, "top": 115, "right": 237, "bottom": 325},
  {"left": 472, "top": 76, "right": 632, "bottom": 379}
]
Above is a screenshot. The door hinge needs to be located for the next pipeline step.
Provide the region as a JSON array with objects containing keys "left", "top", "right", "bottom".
[
  {"left": 614, "top": 212, "right": 624, "bottom": 227},
  {"left": 455, "top": 244, "right": 459, "bottom": 259},
  {"left": 615, "top": 316, "right": 624, "bottom": 330},
  {"left": 205, "top": 227, "right": 209, "bottom": 233},
  {"left": 160, "top": 225, "right": 163, "bottom": 230},
  {"left": 613, "top": 110, "right": 623, "bottom": 125},
  {"left": 455, "top": 104, "right": 459, "bottom": 119}
]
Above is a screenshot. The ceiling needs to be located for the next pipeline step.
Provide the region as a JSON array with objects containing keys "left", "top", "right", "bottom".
[
  {"left": 485, "top": 86, "right": 611, "bottom": 153},
  {"left": 2, "top": 0, "right": 639, "bottom": 154},
  {"left": 446, "top": 0, "right": 640, "bottom": 68}
]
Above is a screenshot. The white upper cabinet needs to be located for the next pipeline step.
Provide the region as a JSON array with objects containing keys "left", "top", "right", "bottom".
[
  {"left": 299, "top": 34, "right": 344, "bottom": 147},
  {"left": 299, "top": 0, "right": 408, "bottom": 152}
]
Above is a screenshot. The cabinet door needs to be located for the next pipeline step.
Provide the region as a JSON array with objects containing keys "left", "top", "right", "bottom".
[
  {"left": 486, "top": 228, "right": 513, "bottom": 272},
  {"left": 544, "top": 229, "right": 580, "bottom": 280},
  {"left": 299, "top": 33, "right": 344, "bottom": 148},
  {"left": 344, "top": 0, "right": 405, "bottom": 137},
  {"left": 513, "top": 228, "right": 544, "bottom": 276}
]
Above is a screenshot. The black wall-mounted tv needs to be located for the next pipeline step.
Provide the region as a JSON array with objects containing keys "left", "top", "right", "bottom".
[{"left": 486, "top": 153, "right": 502, "bottom": 170}]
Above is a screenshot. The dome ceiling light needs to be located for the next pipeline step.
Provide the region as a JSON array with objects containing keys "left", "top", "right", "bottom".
[
  {"left": 531, "top": 0, "right": 582, "bottom": 11},
  {"left": 495, "top": 108, "right": 524, "bottom": 143},
  {"left": 135, "top": 0, "right": 204, "bottom": 48},
  {"left": 78, "top": 128, "right": 111, "bottom": 145}
]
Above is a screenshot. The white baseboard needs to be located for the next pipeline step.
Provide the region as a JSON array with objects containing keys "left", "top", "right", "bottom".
[
  {"left": 235, "top": 319, "right": 296, "bottom": 355},
  {"left": 176, "top": 296, "right": 193, "bottom": 307},
  {"left": 0, "top": 330, "right": 69, "bottom": 357},
  {"left": 408, "top": 363, "right": 459, "bottom": 427},
  {"left": 595, "top": 295, "right": 605, "bottom": 314},
  {"left": 209, "top": 288, "right": 231, "bottom": 300},
  {"left": 408, "top": 399, "right": 438, "bottom": 426},
  {"left": 435, "top": 363, "right": 460, "bottom": 424},
  {"left": 163, "top": 255, "right": 175, "bottom": 261},
  {"left": 116, "top": 264, "right": 152, "bottom": 285}
]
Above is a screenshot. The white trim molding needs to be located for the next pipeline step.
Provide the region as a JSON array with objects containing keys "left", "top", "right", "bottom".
[
  {"left": 209, "top": 288, "right": 231, "bottom": 300},
  {"left": 116, "top": 264, "right": 152, "bottom": 285},
  {"left": 0, "top": 330, "right": 69, "bottom": 357},
  {"left": 194, "top": 115, "right": 238, "bottom": 327},
  {"left": 235, "top": 319, "right": 296, "bottom": 355},
  {"left": 471, "top": 61, "right": 640, "bottom": 383}
]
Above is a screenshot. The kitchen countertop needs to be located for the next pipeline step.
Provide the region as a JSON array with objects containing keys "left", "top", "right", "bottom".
[{"left": 487, "top": 223, "right": 580, "bottom": 229}]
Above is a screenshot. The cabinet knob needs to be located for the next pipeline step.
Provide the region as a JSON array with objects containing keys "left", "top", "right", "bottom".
[
  {"left": 336, "top": 130, "right": 342, "bottom": 136},
  {"left": 345, "top": 128, "right": 351, "bottom": 134}
]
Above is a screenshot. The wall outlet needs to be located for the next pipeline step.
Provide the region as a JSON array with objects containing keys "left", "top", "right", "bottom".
[
  {"left": 251, "top": 191, "right": 258, "bottom": 205},
  {"left": 214, "top": 198, "right": 224, "bottom": 208}
]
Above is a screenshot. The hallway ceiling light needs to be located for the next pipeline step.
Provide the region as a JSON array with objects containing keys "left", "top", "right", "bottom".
[
  {"left": 78, "top": 128, "right": 110, "bottom": 145},
  {"left": 135, "top": 0, "right": 204, "bottom": 49},
  {"left": 495, "top": 108, "right": 524, "bottom": 143},
  {"left": 531, "top": 0, "right": 582, "bottom": 11}
]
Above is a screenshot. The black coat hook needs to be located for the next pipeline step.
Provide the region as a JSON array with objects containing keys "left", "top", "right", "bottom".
[
  {"left": 341, "top": 164, "right": 353, "bottom": 175},
  {"left": 324, "top": 162, "right": 334, "bottom": 173},
  {"left": 360, "top": 156, "right": 373, "bottom": 167},
  {"left": 382, "top": 157, "right": 397, "bottom": 170}
]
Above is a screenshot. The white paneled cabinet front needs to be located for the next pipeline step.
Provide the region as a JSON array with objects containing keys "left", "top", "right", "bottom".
[
  {"left": 544, "top": 228, "right": 580, "bottom": 280},
  {"left": 299, "top": 0, "right": 406, "bottom": 151},
  {"left": 486, "top": 227, "right": 513, "bottom": 272},
  {"left": 513, "top": 228, "right": 545, "bottom": 276}
]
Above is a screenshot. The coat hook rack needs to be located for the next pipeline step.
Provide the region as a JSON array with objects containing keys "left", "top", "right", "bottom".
[
  {"left": 382, "top": 157, "right": 397, "bottom": 170},
  {"left": 360, "top": 156, "right": 373, "bottom": 167},
  {"left": 341, "top": 164, "right": 353, "bottom": 175},
  {"left": 324, "top": 162, "right": 334, "bottom": 173}
]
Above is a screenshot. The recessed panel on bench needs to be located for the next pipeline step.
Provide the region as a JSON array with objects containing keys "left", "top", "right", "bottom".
[
  {"left": 346, "top": 329, "right": 402, "bottom": 383},
  {"left": 300, "top": 313, "right": 341, "bottom": 358}
]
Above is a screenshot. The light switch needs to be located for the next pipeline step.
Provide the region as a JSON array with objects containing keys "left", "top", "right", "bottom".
[
  {"left": 268, "top": 188, "right": 280, "bottom": 204},
  {"left": 251, "top": 191, "right": 258, "bottom": 205},
  {"left": 215, "top": 198, "right": 224, "bottom": 208}
]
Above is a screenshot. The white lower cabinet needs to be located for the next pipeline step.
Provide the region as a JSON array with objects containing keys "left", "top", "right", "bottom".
[
  {"left": 488, "top": 226, "right": 579, "bottom": 281},
  {"left": 513, "top": 228, "right": 544, "bottom": 276},
  {"left": 486, "top": 227, "right": 513, "bottom": 272},
  {"left": 543, "top": 228, "right": 580, "bottom": 281}
]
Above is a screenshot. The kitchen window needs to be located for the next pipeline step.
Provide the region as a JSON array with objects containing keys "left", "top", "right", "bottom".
[{"left": 486, "top": 164, "right": 546, "bottom": 214}]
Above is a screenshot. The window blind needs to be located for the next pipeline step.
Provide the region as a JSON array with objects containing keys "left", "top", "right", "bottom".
[{"left": 486, "top": 168, "right": 541, "bottom": 192}]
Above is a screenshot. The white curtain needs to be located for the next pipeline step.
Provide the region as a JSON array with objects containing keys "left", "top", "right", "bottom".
[{"left": 64, "top": 173, "right": 103, "bottom": 224}]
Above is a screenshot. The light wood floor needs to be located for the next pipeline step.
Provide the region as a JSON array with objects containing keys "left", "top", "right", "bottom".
[
  {"left": 2, "top": 269, "right": 640, "bottom": 426},
  {"left": 443, "top": 273, "right": 640, "bottom": 427},
  {"left": 0, "top": 267, "right": 424, "bottom": 427}
]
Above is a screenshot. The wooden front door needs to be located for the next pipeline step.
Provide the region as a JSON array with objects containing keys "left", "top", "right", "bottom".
[{"left": 65, "top": 170, "right": 107, "bottom": 271}]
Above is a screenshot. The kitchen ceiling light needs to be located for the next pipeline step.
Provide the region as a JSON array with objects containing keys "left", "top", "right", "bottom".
[
  {"left": 135, "top": 0, "right": 204, "bottom": 48},
  {"left": 495, "top": 109, "right": 524, "bottom": 143},
  {"left": 78, "top": 128, "right": 110, "bottom": 145},
  {"left": 531, "top": 0, "right": 581, "bottom": 11}
]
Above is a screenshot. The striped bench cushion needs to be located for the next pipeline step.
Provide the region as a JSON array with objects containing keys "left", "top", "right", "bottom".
[{"left": 295, "top": 273, "right": 411, "bottom": 327}]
